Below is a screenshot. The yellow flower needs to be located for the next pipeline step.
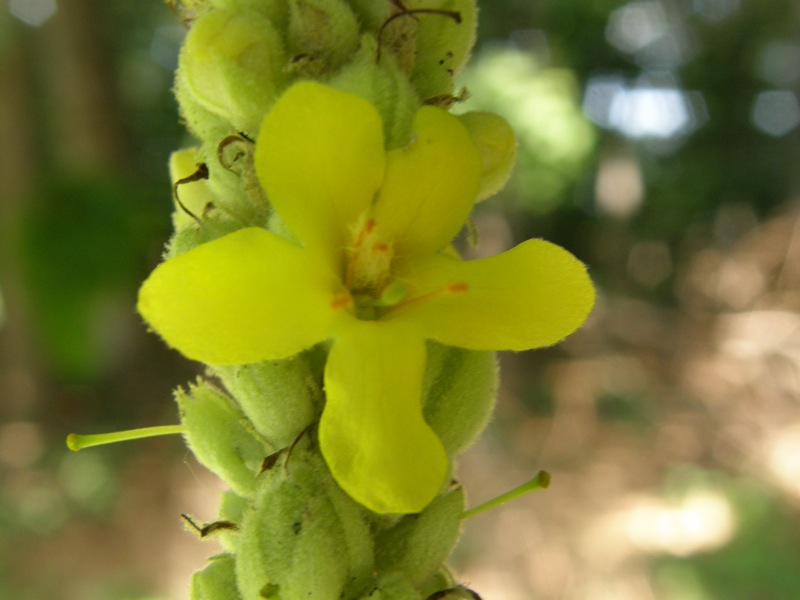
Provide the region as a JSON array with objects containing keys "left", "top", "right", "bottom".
[{"left": 138, "top": 82, "right": 594, "bottom": 514}]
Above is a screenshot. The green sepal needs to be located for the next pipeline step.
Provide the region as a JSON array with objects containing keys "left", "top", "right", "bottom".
[
  {"left": 287, "top": 0, "right": 360, "bottom": 72},
  {"left": 190, "top": 554, "right": 242, "bottom": 600},
  {"left": 360, "top": 572, "right": 423, "bottom": 600},
  {"left": 375, "top": 487, "right": 465, "bottom": 587},
  {"left": 458, "top": 111, "right": 517, "bottom": 201},
  {"left": 198, "top": 135, "right": 271, "bottom": 228},
  {"left": 216, "top": 490, "right": 249, "bottom": 552},
  {"left": 328, "top": 35, "right": 420, "bottom": 149},
  {"left": 212, "top": 350, "right": 323, "bottom": 448},
  {"left": 419, "top": 568, "right": 456, "bottom": 598},
  {"left": 174, "top": 67, "right": 234, "bottom": 143},
  {"left": 210, "top": 0, "right": 289, "bottom": 27},
  {"left": 423, "top": 343, "right": 497, "bottom": 457},
  {"left": 165, "top": 213, "right": 247, "bottom": 259},
  {"left": 409, "top": 0, "right": 477, "bottom": 100},
  {"left": 235, "top": 451, "right": 375, "bottom": 599},
  {"left": 179, "top": 8, "right": 287, "bottom": 135},
  {"left": 176, "top": 379, "right": 269, "bottom": 497},
  {"left": 345, "top": 0, "right": 391, "bottom": 32}
]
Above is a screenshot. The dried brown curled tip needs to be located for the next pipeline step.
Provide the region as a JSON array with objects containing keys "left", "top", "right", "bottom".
[
  {"left": 217, "top": 134, "right": 254, "bottom": 172},
  {"left": 181, "top": 513, "right": 239, "bottom": 538},
  {"left": 173, "top": 162, "right": 209, "bottom": 224},
  {"left": 424, "top": 87, "right": 470, "bottom": 109}
]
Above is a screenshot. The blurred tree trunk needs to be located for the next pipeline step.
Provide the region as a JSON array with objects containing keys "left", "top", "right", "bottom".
[
  {"left": 0, "top": 0, "right": 131, "bottom": 416},
  {"left": 0, "top": 15, "right": 41, "bottom": 422}
]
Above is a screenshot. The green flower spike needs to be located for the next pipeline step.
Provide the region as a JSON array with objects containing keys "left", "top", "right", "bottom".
[{"left": 137, "top": 81, "right": 595, "bottom": 514}]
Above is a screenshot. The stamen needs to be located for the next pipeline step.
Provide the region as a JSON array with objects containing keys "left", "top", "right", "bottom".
[
  {"left": 461, "top": 470, "right": 551, "bottom": 519},
  {"left": 330, "top": 290, "right": 353, "bottom": 310},
  {"left": 66, "top": 425, "right": 185, "bottom": 452},
  {"left": 386, "top": 280, "right": 468, "bottom": 314},
  {"left": 345, "top": 218, "right": 376, "bottom": 288}
]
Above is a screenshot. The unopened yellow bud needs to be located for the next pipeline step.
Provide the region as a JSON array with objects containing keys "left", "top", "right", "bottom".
[{"left": 458, "top": 111, "right": 517, "bottom": 200}]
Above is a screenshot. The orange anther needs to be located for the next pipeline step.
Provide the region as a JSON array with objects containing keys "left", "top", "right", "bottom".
[
  {"left": 331, "top": 291, "right": 352, "bottom": 310},
  {"left": 446, "top": 281, "right": 468, "bottom": 294}
]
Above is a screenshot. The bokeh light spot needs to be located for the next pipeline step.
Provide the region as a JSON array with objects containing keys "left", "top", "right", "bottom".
[
  {"left": 8, "top": 0, "right": 57, "bottom": 27},
  {"left": 606, "top": 1, "right": 668, "bottom": 54},
  {"left": 692, "top": 0, "right": 741, "bottom": 22},
  {"left": 751, "top": 90, "right": 800, "bottom": 137},
  {"left": 595, "top": 154, "right": 644, "bottom": 219},
  {"left": 757, "top": 41, "right": 800, "bottom": 87},
  {"left": 0, "top": 422, "right": 43, "bottom": 469}
]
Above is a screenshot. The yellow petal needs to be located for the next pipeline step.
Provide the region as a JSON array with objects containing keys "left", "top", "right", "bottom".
[
  {"left": 392, "top": 239, "right": 595, "bottom": 351},
  {"left": 372, "top": 106, "right": 482, "bottom": 258},
  {"left": 255, "top": 82, "right": 385, "bottom": 256},
  {"left": 138, "top": 227, "right": 338, "bottom": 365},
  {"left": 320, "top": 320, "right": 448, "bottom": 514}
]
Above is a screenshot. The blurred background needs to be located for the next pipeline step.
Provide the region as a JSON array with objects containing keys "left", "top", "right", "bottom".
[{"left": 1, "top": 0, "right": 799, "bottom": 598}]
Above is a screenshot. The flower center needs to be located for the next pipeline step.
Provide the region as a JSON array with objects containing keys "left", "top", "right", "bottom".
[
  {"left": 333, "top": 214, "right": 469, "bottom": 320},
  {"left": 343, "top": 216, "right": 396, "bottom": 319}
]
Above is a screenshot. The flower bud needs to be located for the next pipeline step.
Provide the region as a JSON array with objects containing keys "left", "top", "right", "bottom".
[
  {"left": 190, "top": 554, "right": 241, "bottom": 600},
  {"left": 210, "top": 0, "right": 288, "bottom": 26},
  {"left": 422, "top": 343, "right": 497, "bottom": 457},
  {"left": 375, "top": 488, "right": 465, "bottom": 587},
  {"left": 287, "top": 0, "right": 360, "bottom": 71},
  {"left": 176, "top": 379, "right": 268, "bottom": 497},
  {"left": 212, "top": 351, "right": 322, "bottom": 448},
  {"left": 346, "top": 0, "right": 390, "bottom": 33},
  {"left": 410, "top": 0, "right": 477, "bottom": 100},
  {"left": 458, "top": 111, "right": 517, "bottom": 200},
  {"left": 174, "top": 68, "right": 234, "bottom": 142},
  {"left": 216, "top": 490, "right": 249, "bottom": 553},
  {"left": 235, "top": 452, "right": 374, "bottom": 599},
  {"left": 360, "top": 572, "right": 422, "bottom": 599},
  {"left": 179, "top": 9, "right": 288, "bottom": 135},
  {"left": 328, "top": 36, "right": 419, "bottom": 148}
]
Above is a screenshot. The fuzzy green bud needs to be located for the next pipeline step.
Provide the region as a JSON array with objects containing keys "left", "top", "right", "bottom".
[
  {"left": 210, "top": 0, "right": 289, "bottom": 26},
  {"left": 176, "top": 379, "right": 268, "bottom": 497},
  {"left": 216, "top": 490, "right": 249, "bottom": 553},
  {"left": 375, "top": 488, "right": 465, "bottom": 587},
  {"left": 328, "top": 36, "right": 419, "bottom": 148},
  {"left": 360, "top": 573, "right": 423, "bottom": 600},
  {"left": 346, "top": 0, "right": 391, "bottom": 31},
  {"left": 235, "top": 451, "right": 374, "bottom": 599},
  {"left": 191, "top": 554, "right": 242, "bottom": 600},
  {"left": 212, "top": 350, "right": 322, "bottom": 448},
  {"left": 410, "top": 0, "right": 477, "bottom": 100},
  {"left": 458, "top": 111, "right": 517, "bottom": 200},
  {"left": 178, "top": 9, "right": 287, "bottom": 135},
  {"left": 423, "top": 343, "right": 497, "bottom": 457},
  {"left": 286, "top": 0, "right": 360, "bottom": 74}
]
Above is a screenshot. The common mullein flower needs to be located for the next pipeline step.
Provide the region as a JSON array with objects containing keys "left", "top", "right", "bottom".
[{"left": 138, "top": 81, "right": 594, "bottom": 514}]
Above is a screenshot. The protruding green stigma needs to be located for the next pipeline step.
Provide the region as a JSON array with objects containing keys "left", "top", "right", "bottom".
[
  {"left": 66, "top": 425, "right": 185, "bottom": 452},
  {"left": 462, "top": 470, "right": 551, "bottom": 519}
]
